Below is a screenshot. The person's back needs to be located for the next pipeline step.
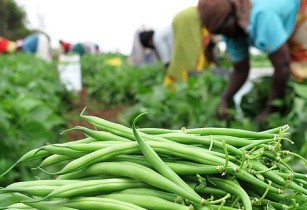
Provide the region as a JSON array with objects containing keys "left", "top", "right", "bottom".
[
  {"left": 153, "top": 25, "right": 173, "bottom": 67},
  {"left": 21, "top": 32, "right": 52, "bottom": 62},
  {"left": 22, "top": 33, "right": 39, "bottom": 53},
  {"left": 164, "top": 6, "right": 211, "bottom": 85}
]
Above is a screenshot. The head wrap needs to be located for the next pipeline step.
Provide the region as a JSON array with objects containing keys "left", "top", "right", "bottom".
[
  {"left": 198, "top": 0, "right": 232, "bottom": 32},
  {"left": 139, "top": 30, "right": 154, "bottom": 48},
  {"left": 198, "top": 0, "right": 251, "bottom": 33}
]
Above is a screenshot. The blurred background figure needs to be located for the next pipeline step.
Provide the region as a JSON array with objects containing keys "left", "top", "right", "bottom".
[
  {"left": 128, "top": 25, "right": 158, "bottom": 67},
  {"left": 59, "top": 39, "right": 73, "bottom": 53},
  {"left": 130, "top": 24, "right": 173, "bottom": 68},
  {"left": 70, "top": 42, "right": 100, "bottom": 56},
  {"left": 17, "top": 31, "right": 52, "bottom": 62},
  {"left": 0, "top": 37, "right": 17, "bottom": 54},
  {"left": 198, "top": 0, "right": 307, "bottom": 121},
  {"left": 128, "top": 6, "right": 219, "bottom": 86}
]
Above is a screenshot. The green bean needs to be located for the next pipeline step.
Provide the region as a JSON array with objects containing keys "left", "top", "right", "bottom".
[
  {"left": 6, "top": 180, "right": 78, "bottom": 189},
  {"left": 110, "top": 156, "right": 224, "bottom": 176},
  {"left": 249, "top": 160, "right": 307, "bottom": 195},
  {"left": 184, "top": 127, "right": 276, "bottom": 139},
  {"left": 260, "top": 125, "right": 289, "bottom": 134},
  {"left": 294, "top": 178, "right": 307, "bottom": 187},
  {"left": 209, "top": 177, "right": 252, "bottom": 210},
  {"left": 4, "top": 203, "right": 33, "bottom": 209},
  {"left": 1, "top": 186, "right": 56, "bottom": 197},
  {"left": 42, "top": 178, "right": 148, "bottom": 200},
  {"left": 145, "top": 142, "right": 281, "bottom": 194},
  {"left": 63, "top": 126, "right": 132, "bottom": 142},
  {"left": 132, "top": 114, "right": 203, "bottom": 201},
  {"left": 157, "top": 133, "right": 244, "bottom": 157},
  {"left": 42, "top": 140, "right": 232, "bottom": 176},
  {"left": 57, "top": 161, "right": 203, "bottom": 204},
  {"left": 194, "top": 186, "right": 228, "bottom": 196},
  {"left": 61, "top": 141, "right": 123, "bottom": 151},
  {"left": 195, "top": 205, "right": 238, "bottom": 210},
  {"left": 0, "top": 193, "right": 76, "bottom": 210},
  {"left": 139, "top": 127, "right": 181, "bottom": 134},
  {"left": 80, "top": 109, "right": 172, "bottom": 143},
  {"left": 61, "top": 197, "right": 146, "bottom": 210},
  {"left": 40, "top": 144, "right": 86, "bottom": 157},
  {"left": 103, "top": 193, "right": 191, "bottom": 210},
  {"left": 117, "top": 187, "right": 177, "bottom": 202},
  {"left": 36, "top": 154, "right": 72, "bottom": 168},
  {"left": 0, "top": 149, "right": 48, "bottom": 178},
  {"left": 62, "top": 136, "right": 96, "bottom": 144},
  {"left": 40, "top": 141, "right": 139, "bottom": 175},
  {"left": 239, "top": 139, "right": 276, "bottom": 151}
]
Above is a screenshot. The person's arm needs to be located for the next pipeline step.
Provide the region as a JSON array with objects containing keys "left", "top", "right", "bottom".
[
  {"left": 205, "top": 39, "right": 219, "bottom": 67},
  {"left": 254, "top": 43, "right": 290, "bottom": 122},
  {"left": 217, "top": 56, "right": 250, "bottom": 119}
]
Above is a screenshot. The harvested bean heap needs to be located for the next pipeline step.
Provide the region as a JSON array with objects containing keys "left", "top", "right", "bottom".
[{"left": 0, "top": 110, "right": 306, "bottom": 209}]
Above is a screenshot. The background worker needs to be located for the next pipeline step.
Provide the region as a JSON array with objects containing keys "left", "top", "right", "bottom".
[
  {"left": 18, "top": 31, "right": 52, "bottom": 62},
  {"left": 164, "top": 6, "right": 218, "bottom": 86},
  {"left": 129, "top": 7, "right": 219, "bottom": 85},
  {"left": 128, "top": 25, "right": 159, "bottom": 67},
  {"left": 70, "top": 42, "right": 100, "bottom": 56},
  {"left": 198, "top": 0, "right": 307, "bottom": 121},
  {"left": 0, "top": 37, "right": 16, "bottom": 54},
  {"left": 133, "top": 24, "right": 173, "bottom": 68},
  {"left": 59, "top": 40, "right": 72, "bottom": 53}
]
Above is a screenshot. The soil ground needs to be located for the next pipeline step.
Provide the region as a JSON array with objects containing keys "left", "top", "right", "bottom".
[{"left": 63, "top": 89, "right": 126, "bottom": 141}]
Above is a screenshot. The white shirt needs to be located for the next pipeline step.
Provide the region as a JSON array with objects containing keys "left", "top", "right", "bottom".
[{"left": 153, "top": 25, "right": 173, "bottom": 66}]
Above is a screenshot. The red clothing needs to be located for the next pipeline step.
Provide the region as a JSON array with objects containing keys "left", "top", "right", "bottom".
[
  {"left": 0, "top": 38, "right": 10, "bottom": 54},
  {"left": 60, "top": 41, "right": 72, "bottom": 53}
]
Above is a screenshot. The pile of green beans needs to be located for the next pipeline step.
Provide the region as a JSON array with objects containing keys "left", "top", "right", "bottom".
[{"left": 0, "top": 110, "right": 306, "bottom": 210}]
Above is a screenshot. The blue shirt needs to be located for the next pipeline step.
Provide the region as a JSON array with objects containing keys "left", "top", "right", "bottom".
[
  {"left": 22, "top": 33, "right": 39, "bottom": 53},
  {"left": 225, "top": 0, "right": 300, "bottom": 62}
]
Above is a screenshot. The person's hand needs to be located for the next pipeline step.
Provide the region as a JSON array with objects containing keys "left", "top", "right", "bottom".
[{"left": 216, "top": 99, "right": 232, "bottom": 120}]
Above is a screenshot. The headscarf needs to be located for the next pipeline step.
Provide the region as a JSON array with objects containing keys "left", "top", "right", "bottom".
[
  {"left": 139, "top": 31, "right": 154, "bottom": 48},
  {"left": 231, "top": 0, "right": 251, "bottom": 32},
  {"left": 198, "top": 0, "right": 232, "bottom": 32},
  {"left": 198, "top": 0, "right": 251, "bottom": 33}
]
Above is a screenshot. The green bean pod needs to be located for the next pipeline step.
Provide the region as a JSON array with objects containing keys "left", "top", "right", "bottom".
[
  {"left": 132, "top": 115, "right": 202, "bottom": 200},
  {"left": 57, "top": 161, "right": 203, "bottom": 204},
  {"left": 103, "top": 193, "right": 191, "bottom": 210},
  {"left": 209, "top": 177, "right": 252, "bottom": 210}
]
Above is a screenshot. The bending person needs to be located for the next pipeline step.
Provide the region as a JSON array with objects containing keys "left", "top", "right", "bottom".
[{"left": 198, "top": 0, "right": 307, "bottom": 121}]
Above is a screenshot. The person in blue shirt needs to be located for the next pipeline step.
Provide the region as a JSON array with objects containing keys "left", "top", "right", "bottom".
[{"left": 198, "top": 0, "right": 307, "bottom": 122}]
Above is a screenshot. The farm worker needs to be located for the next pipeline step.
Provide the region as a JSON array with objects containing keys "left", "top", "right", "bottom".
[
  {"left": 70, "top": 42, "right": 100, "bottom": 56},
  {"left": 129, "top": 25, "right": 173, "bottom": 68},
  {"left": 129, "top": 7, "right": 219, "bottom": 86},
  {"left": 198, "top": 0, "right": 307, "bottom": 122},
  {"left": 59, "top": 40, "right": 72, "bottom": 53},
  {"left": 128, "top": 25, "right": 158, "bottom": 67},
  {"left": 0, "top": 37, "right": 17, "bottom": 54},
  {"left": 164, "top": 7, "right": 218, "bottom": 86},
  {"left": 18, "top": 31, "right": 52, "bottom": 62}
]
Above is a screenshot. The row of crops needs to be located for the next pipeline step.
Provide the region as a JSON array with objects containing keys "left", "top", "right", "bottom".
[{"left": 0, "top": 52, "right": 306, "bottom": 209}]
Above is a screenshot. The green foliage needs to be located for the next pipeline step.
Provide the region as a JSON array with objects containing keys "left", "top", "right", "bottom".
[
  {"left": 81, "top": 53, "right": 164, "bottom": 107},
  {"left": 240, "top": 77, "right": 307, "bottom": 162},
  {"left": 118, "top": 72, "right": 233, "bottom": 129},
  {"left": 0, "top": 54, "right": 73, "bottom": 186}
]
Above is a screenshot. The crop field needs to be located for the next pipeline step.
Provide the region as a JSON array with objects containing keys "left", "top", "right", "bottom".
[{"left": 0, "top": 53, "right": 306, "bottom": 209}]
